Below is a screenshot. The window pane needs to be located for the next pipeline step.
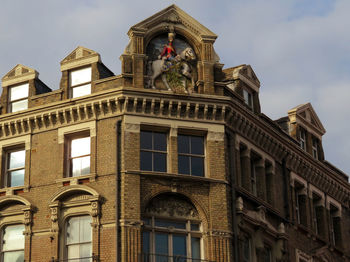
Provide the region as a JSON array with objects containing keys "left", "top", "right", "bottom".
[
  {"left": 142, "top": 231, "right": 150, "bottom": 254},
  {"left": 72, "top": 84, "right": 91, "bottom": 98},
  {"left": 153, "top": 132, "right": 167, "bottom": 151},
  {"left": 11, "top": 99, "right": 28, "bottom": 112},
  {"left": 191, "top": 157, "right": 204, "bottom": 177},
  {"left": 153, "top": 153, "right": 166, "bottom": 172},
  {"left": 155, "top": 219, "right": 186, "bottom": 229},
  {"left": 155, "top": 233, "right": 168, "bottom": 256},
  {"left": 80, "top": 216, "right": 92, "bottom": 242},
  {"left": 173, "top": 235, "right": 187, "bottom": 259},
  {"left": 72, "top": 156, "right": 90, "bottom": 177},
  {"left": 67, "top": 244, "right": 80, "bottom": 260},
  {"left": 3, "top": 251, "right": 24, "bottom": 262},
  {"left": 140, "top": 131, "right": 152, "bottom": 150},
  {"left": 71, "top": 137, "right": 90, "bottom": 157},
  {"left": 140, "top": 151, "right": 152, "bottom": 171},
  {"left": 80, "top": 243, "right": 92, "bottom": 261},
  {"left": 9, "top": 169, "right": 25, "bottom": 187},
  {"left": 191, "top": 237, "right": 200, "bottom": 260},
  {"left": 3, "top": 225, "right": 24, "bottom": 251},
  {"left": 9, "top": 150, "right": 25, "bottom": 169},
  {"left": 178, "top": 135, "right": 189, "bottom": 153},
  {"left": 70, "top": 67, "right": 91, "bottom": 86},
  {"left": 190, "top": 136, "right": 204, "bottom": 155},
  {"left": 10, "top": 84, "right": 29, "bottom": 101},
  {"left": 67, "top": 217, "right": 80, "bottom": 244},
  {"left": 191, "top": 224, "right": 200, "bottom": 231},
  {"left": 178, "top": 155, "right": 190, "bottom": 174}
]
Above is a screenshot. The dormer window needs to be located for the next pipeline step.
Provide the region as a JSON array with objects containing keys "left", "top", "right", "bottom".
[
  {"left": 299, "top": 128, "right": 306, "bottom": 150},
  {"left": 243, "top": 89, "right": 253, "bottom": 109},
  {"left": 312, "top": 137, "right": 318, "bottom": 159},
  {"left": 9, "top": 83, "right": 29, "bottom": 112},
  {"left": 69, "top": 67, "right": 91, "bottom": 98}
]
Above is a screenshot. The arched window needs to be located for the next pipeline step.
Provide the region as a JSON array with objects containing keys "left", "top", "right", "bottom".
[
  {"left": 142, "top": 194, "right": 202, "bottom": 262},
  {"left": 1, "top": 224, "right": 25, "bottom": 262},
  {"left": 65, "top": 216, "right": 92, "bottom": 262}
]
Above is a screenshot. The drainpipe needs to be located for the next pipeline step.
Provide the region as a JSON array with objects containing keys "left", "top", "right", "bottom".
[
  {"left": 116, "top": 120, "right": 122, "bottom": 262},
  {"left": 227, "top": 131, "right": 239, "bottom": 262}
]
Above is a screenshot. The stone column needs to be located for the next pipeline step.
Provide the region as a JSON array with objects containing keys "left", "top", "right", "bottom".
[{"left": 120, "top": 220, "right": 142, "bottom": 262}]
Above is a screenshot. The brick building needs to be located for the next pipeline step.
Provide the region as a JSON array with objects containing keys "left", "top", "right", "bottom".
[{"left": 0, "top": 4, "right": 349, "bottom": 262}]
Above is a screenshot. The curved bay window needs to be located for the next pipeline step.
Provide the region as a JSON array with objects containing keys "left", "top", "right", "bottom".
[{"left": 142, "top": 194, "right": 203, "bottom": 262}]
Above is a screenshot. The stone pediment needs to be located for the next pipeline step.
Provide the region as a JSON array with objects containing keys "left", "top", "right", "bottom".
[
  {"left": 2, "top": 64, "right": 38, "bottom": 87},
  {"left": 288, "top": 103, "right": 326, "bottom": 136},
  {"left": 130, "top": 4, "right": 217, "bottom": 41},
  {"left": 229, "top": 64, "right": 260, "bottom": 91},
  {"left": 60, "top": 46, "right": 100, "bottom": 71}
]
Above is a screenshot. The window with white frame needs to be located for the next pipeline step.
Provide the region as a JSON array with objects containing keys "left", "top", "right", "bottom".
[
  {"left": 4, "top": 148, "right": 25, "bottom": 187},
  {"left": 178, "top": 134, "right": 204, "bottom": 177},
  {"left": 140, "top": 131, "right": 167, "bottom": 172},
  {"left": 70, "top": 67, "right": 91, "bottom": 98},
  {"left": 1, "top": 224, "right": 25, "bottom": 262},
  {"left": 9, "top": 83, "right": 29, "bottom": 113},
  {"left": 66, "top": 216, "right": 92, "bottom": 262},
  {"left": 67, "top": 134, "right": 91, "bottom": 177}
]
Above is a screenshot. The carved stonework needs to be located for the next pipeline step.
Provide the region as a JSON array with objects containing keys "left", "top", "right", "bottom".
[
  {"left": 50, "top": 203, "right": 60, "bottom": 233},
  {"left": 90, "top": 200, "right": 100, "bottom": 228},
  {"left": 145, "top": 194, "right": 199, "bottom": 219},
  {"left": 146, "top": 33, "right": 198, "bottom": 93}
]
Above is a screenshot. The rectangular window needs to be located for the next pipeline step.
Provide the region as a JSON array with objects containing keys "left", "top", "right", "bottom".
[
  {"left": 312, "top": 137, "right": 318, "bottom": 159},
  {"left": 140, "top": 131, "right": 167, "bottom": 172},
  {"left": 9, "top": 83, "right": 29, "bottom": 112},
  {"left": 5, "top": 149, "right": 25, "bottom": 187},
  {"left": 330, "top": 204, "right": 342, "bottom": 247},
  {"left": 178, "top": 135, "right": 204, "bottom": 177},
  {"left": 243, "top": 89, "right": 253, "bottom": 109},
  {"left": 299, "top": 128, "right": 306, "bottom": 150},
  {"left": 70, "top": 67, "right": 91, "bottom": 98},
  {"left": 240, "top": 235, "right": 251, "bottom": 262},
  {"left": 1, "top": 224, "right": 25, "bottom": 262},
  {"left": 250, "top": 158, "right": 257, "bottom": 196},
  {"left": 294, "top": 183, "right": 307, "bottom": 226},
  {"left": 66, "top": 216, "right": 92, "bottom": 261},
  {"left": 68, "top": 135, "right": 91, "bottom": 177}
]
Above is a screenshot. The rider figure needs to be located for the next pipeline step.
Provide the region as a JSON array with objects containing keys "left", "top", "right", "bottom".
[{"left": 159, "top": 33, "right": 177, "bottom": 69}]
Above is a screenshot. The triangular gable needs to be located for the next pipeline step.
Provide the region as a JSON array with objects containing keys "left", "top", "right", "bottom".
[
  {"left": 288, "top": 103, "right": 326, "bottom": 136},
  {"left": 60, "top": 46, "right": 100, "bottom": 71},
  {"left": 225, "top": 64, "right": 260, "bottom": 92},
  {"left": 2, "top": 64, "right": 38, "bottom": 87},
  {"left": 130, "top": 4, "right": 217, "bottom": 41}
]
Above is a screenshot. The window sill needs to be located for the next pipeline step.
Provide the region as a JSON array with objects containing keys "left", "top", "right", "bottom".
[
  {"left": 0, "top": 185, "right": 29, "bottom": 196},
  {"left": 56, "top": 173, "right": 97, "bottom": 187},
  {"left": 125, "top": 170, "right": 228, "bottom": 184}
]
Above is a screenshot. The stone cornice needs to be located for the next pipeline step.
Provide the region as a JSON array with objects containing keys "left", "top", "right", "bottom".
[{"left": 0, "top": 87, "right": 348, "bottom": 206}]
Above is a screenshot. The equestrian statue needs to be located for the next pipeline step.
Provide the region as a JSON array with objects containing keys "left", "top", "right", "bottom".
[{"left": 148, "top": 33, "right": 196, "bottom": 93}]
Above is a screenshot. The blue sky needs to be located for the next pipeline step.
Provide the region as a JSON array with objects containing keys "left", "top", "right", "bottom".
[{"left": 0, "top": 0, "right": 349, "bottom": 175}]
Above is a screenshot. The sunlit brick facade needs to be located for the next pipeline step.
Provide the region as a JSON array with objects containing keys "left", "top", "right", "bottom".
[{"left": 0, "top": 5, "right": 348, "bottom": 262}]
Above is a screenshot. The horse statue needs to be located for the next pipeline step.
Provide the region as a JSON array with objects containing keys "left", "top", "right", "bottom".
[{"left": 148, "top": 47, "right": 196, "bottom": 93}]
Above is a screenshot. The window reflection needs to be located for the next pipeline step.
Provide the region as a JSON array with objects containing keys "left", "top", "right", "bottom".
[
  {"left": 9, "top": 83, "right": 29, "bottom": 112},
  {"left": 69, "top": 136, "right": 91, "bottom": 177},
  {"left": 70, "top": 67, "right": 92, "bottom": 98},
  {"left": 6, "top": 149, "right": 25, "bottom": 187},
  {"left": 1, "top": 224, "right": 25, "bottom": 262}
]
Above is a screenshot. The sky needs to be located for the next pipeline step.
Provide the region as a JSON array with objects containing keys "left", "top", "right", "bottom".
[{"left": 0, "top": 0, "right": 349, "bottom": 176}]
